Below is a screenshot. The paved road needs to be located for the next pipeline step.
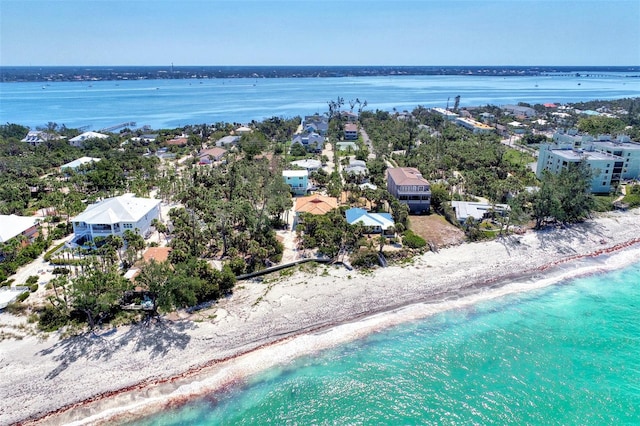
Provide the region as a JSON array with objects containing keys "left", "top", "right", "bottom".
[{"left": 359, "top": 127, "right": 377, "bottom": 160}]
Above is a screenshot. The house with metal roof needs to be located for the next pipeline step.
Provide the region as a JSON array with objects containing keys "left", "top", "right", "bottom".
[
  {"left": 216, "top": 135, "right": 241, "bottom": 147},
  {"left": 69, "top": 131, "right": 109, "bottom": 148},
  {"left": 450, "top": 201, "right": 509, "bottom": 223},
  {"left": 290, "top": 159, "right": 322, "bottom": 172},
  {"left": 60, "top": 157, "right": 101, "bottom": 172},
  {"left": 71, "top": 194, "right": 161, "bottom": 244},
  {"left": 345, "top": 208, "right": 395, "bottom": 235},
  {"left": 21, "top": 130, "right": 60, "bottom": 147},
  {"left": 0, "top": 215, "right": 39, "bottom": 244}
]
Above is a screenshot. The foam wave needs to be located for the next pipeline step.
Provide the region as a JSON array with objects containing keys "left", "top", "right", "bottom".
[{"left": 37, "top": 243, "right": 640, "bottom": 426}]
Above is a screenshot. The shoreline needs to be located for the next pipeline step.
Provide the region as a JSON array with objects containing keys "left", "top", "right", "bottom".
[{"left": 3, "top": 209, "right": 640, "bottom": 425}]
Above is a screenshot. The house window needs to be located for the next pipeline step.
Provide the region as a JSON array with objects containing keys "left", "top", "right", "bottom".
[{"left": 123, "top": 223, "right": 133, "bottom": 229}]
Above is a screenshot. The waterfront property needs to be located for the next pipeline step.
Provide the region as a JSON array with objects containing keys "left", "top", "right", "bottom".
[
  {"left": 502, "top": 104, "right": 536, "bottom": 118},
  {"left": 0, "top": 215, "right": 40, "bottom": 244},
  {"left": 69, "top": 131, "right": 108, "bottom": 148},
  {"left": 60, "top": 156, "right": 101, "bottom": 173},
  {"left": 431, "top": 107, "right": 459, "bottom": 121},
  {"left": 71, "top": 194, "right": 161, "bottom": 243},
  {"left": 537, "top": 136, "right": 640, "bottom": 193},
  {"left": 450, "top": 201, "right": 509, "bottom": 223},
  {"left": 303, "top": 115, "right": 329, "bottom": 135},
  {"left": 454, "top": 117, "right": 494, "bottom": 134},
  {"left": 20, "top": 130, "right": 61, "bottom": 147},
  {"left": 386, "top": 167, "right": 431, "bottom": 213},
  {"left": 345, "top": 208, "right": 395, "bottom": 235},
  {"left": 283, "top": 170, "right": 310, "bottom": 195}
]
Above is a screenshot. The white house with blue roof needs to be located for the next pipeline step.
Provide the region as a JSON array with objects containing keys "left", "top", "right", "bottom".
[{"left": 345, "top": 208, "right": 395, "bottom": 236}]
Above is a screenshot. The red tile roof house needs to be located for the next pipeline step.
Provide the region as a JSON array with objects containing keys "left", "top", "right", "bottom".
[{"left": 386, "top": 167, "right": 431, "bottom": 214}]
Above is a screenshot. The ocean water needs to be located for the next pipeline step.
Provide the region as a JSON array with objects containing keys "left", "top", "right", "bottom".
[
  {"left": 1, "top": 73, "right": 639, "bottom": 130},
  {"left": 132, "top": 261, "right": 640, "bottom": 425}
]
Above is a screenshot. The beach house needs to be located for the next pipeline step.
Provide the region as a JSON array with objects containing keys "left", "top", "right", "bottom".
[
  {"left": 450, "top": 201, "right": 510, "bottom": 223},
  {"left": 69, "top": 131, "right": 109, "bottom": 148},
  {"left": 291, "top": 132, "right": 324, "bottom": 153},
  {"left": 20, "top": 130, "right": 60, "bottom": 147},
  {"left": 345, "top": 208, "right": 395, "bottom": 236},
  {"left": 502, "top": 104, "right": 536, "bottom": 118},
  {"left": 60, "top": 157, "right": 101, "bottom": 173},
  {"left": 344, "top": 123, "right": 358, "bottom": 140},
  {"left": 0, "top": 215, "right": 40, "bottom": 245},
  {"left": 294, "top": 194, "right": 338, "bottom": 216},
  {"left": 71, "top": 194, "right": 161, "bottom": 244},
  {"left": 283, "top": 170, "right": 310, "bottom": 195},
  {"left": 303, "top": 115, "right": 329, "bottom": 135},
  {"left": 386, "top": 167, "right": 431, "bottom": 213}
]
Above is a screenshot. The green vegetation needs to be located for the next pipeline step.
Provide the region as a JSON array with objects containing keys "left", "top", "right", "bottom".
[
  {"left": 622, "top": 184, "right": 640, "bottom": 208},
  {"left": 402, "top": 230, "right": 427, "bottom": 249},
  {"left": 1, "top": 97, "right": 639, "bottom": 330}
]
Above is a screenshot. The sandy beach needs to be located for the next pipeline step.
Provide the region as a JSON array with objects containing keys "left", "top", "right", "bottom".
[{"left": 2, "top": 209, "right": 640, "bottom": 425}]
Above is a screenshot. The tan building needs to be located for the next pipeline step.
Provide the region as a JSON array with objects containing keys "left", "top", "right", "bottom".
[{"left": 386, "top": 167, "right": 431, "bottom": 213}]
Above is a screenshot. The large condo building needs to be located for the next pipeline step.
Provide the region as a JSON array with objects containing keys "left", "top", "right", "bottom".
[{"left": 536, "top": 136, "right": 640, "bottom": 193}]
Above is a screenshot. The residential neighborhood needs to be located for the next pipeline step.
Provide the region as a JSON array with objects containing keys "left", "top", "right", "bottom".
[{"left": 1, "top": 96, "right": 640, "bottom": 333}]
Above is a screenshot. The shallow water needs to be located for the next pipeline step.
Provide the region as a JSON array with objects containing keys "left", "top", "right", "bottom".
[
  {"left": 132, "top": 260, "right": 640, "bottom": 425},
  {"left": 2, "top": 72, "right": 638, "bottom": 129}
]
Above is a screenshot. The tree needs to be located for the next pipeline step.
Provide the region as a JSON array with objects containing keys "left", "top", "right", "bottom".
[
  {"left": 70, "top": 260, "right": 131, "bottom": 329},
  {"left": 239, "top": 132, "right": 268, "bottom": 159},
  {"left": 577, "top": 116, "right": 626, "bottom": 135},
  {"left": 136, "top": 259, "right": 174, "bottom": 314},
  {"left": 531, "top": 174, "right": 560, "bottom": 230}
]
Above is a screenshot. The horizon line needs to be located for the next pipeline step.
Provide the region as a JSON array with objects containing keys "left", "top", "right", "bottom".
[{"left": 2, "top": 64, "right": 639, "bottom": 68}]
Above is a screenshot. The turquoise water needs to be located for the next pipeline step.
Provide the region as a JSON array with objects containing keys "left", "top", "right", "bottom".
[
  {"left": 133, "top": 262, "right": 640, "bottom": 425},
  {"left": 2, "top": 73, "right": 638, "bottom": 129}
]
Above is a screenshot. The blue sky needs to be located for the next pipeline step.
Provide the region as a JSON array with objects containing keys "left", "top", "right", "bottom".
[{"left": 1, "top": 0, "right": 638, "bottom": 66}]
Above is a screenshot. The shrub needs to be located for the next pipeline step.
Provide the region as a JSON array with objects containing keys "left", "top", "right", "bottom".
[
  {"left": 43, "top": 242, "right": 66, "bottom": 261},
  {"left": 16, "top": 292, "right": 29, "bottom": 303},
  {"left": 37, "top": 306, "right": 69, "bottom": 332},
  {"left": 52, "top": 267, "right": 70, "bottom": 275},
  {"left": 351, "top": 250, "right": 379, "bottom": 268},
  {"left": 402, "top": 231, "right": 427, "bottom": 249},
  {"left": 25, "top": 275, "right": 39, "bottom": 286},
  {"left": 5, "top": 302, "right": 27, "bottom": 315},
  {"left": 29, "top": 284, "right": 39, "bottom": 293}
]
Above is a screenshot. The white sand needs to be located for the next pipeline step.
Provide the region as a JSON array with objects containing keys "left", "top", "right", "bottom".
[{"left": 2, "top": 209, "right": 640, "bottom": 425}]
